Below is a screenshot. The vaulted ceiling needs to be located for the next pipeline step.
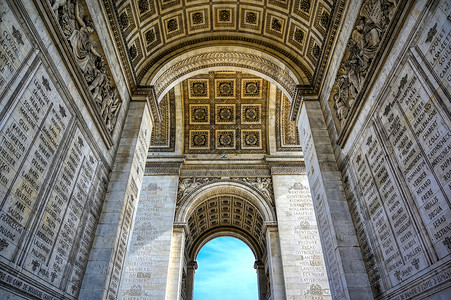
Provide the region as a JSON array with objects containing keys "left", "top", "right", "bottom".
[{"left": 106, "top": 0, "right": 343, "bottom": 95}]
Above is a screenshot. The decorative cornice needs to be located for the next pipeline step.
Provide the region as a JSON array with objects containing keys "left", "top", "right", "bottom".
[
  {"left": 265, "top": 155, "right": 306, "bottom": 175},
  {"left": 180, "top": 164, "right": 271, "bottom": 178},
  {"left": 313, "top": 0, "right": 346, "bottom": 91},
  {"left": 289, "top": 85, "right": 304, "bottom": 121},
  {"left": 100, "top": 0, "right": 137, "bottom": 92},
  {"left": 145, "top": 156, "right": 185, "bottom": 175}
]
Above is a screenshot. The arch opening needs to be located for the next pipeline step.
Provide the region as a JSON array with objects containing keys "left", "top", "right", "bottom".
[
  {"left": 178, "top": 181, "right": 274, "bottom": 300},
  {"left": 193, "top": 236, "right": 258, "bottom": 300}
]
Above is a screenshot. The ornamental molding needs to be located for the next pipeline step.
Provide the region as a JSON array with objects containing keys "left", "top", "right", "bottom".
[{"left": 151, "top": 50, "right": 299, "bottom": 102}]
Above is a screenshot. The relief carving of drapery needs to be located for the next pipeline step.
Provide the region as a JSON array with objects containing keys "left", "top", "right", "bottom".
[
  {"left": 52, "top": 0, "right": 121, "bottom": 132},
  {"left": 331, "top": 0, "right": 399, "bottom": 128}
]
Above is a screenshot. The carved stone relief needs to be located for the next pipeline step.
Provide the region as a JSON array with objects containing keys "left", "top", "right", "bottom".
[
  {"left": 329, "top": 0, "right": 403, "bottom": 130},
  {"left": 52, "top": 0, "right": 122, "bottom": 133}
]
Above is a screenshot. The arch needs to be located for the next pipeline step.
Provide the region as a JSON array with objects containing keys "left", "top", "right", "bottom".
[
  {"left": 178, "top": 181, "right": 274, "bottom": 300},
  {"left": 191, "top": 227, "right": 261, "bottom": 261},
  {"left": 175, "top": 180, "right": 277, "bottom": 224},
  {"left": 143, "top": 46, "right": 304, "bottom": 102}
]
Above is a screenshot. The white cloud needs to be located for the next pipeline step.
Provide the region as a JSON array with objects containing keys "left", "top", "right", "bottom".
[{"left": 193, "top": 237, "right": 258, "bottom": 300}]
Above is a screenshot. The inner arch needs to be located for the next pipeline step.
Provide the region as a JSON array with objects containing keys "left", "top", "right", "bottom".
[
  {"left": 185, "top": 194, "right": 267, "bottom": 261},
  {"left": 143, "top": 46, "right": 304, "bottom": 102}
]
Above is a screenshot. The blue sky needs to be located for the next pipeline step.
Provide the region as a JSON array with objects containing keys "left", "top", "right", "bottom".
[{"left": 193, "top": 237, "right": 258, "bottom": 300}]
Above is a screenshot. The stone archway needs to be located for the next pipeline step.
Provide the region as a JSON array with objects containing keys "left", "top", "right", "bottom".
[
  {"left": 174, "top": 180, "right": 277, "bottom": 300},
  {"left": 144, "top": 46, "right": 303, "bottom": 103}
]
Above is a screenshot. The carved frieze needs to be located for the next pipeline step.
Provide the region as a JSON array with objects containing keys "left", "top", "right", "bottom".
[
  {"left": 180, "top": 164, "right": 271, "bottom": 178},
  {"left": 177, "top": 177, "right": 274, "bottom": 204}
]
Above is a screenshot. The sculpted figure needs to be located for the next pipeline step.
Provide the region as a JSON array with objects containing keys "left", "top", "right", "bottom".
[
  {"left": 68, "top": 1, "right": 101, "bottom": 73},
  {"left": 58, "top": 0, "right": 121, "bottom": 132},
  {"left": 332, "top": 0, "right": 397, "bottom": 125},
  {"left": 51, "top": 0, "right": 67, "bottom": 13},
  {"left": 334, "top": 92, "right": 349, "bottom": 124}
]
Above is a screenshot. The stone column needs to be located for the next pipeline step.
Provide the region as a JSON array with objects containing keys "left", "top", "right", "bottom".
[
  {"left": 117, "top": 156, "right": 184, "bottom": 299},
  {"left": 166, "top": 225, "right": 186, "bottom": 300},
  {"left": 79, "top": 101, "right": 152, "bottom": 300},
  {"left": 298, "top": 100, "right": 372, "bottom": 299},
  {"left": 186, "top": 261, "right": 198, "bottom": 300},
  {"left": 267, "top": 157, "right": 331, "bottom": 299},
  {"left": 254, "top": 260, "right": 268, "bottom": 300},
  {"left": 266, "top": 225, "right": 286, "bottom": 300}
]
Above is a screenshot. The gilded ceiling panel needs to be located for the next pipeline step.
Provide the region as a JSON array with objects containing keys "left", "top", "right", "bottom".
[{"left": 183, "top": 72, "right": 268, "bottom": 154}]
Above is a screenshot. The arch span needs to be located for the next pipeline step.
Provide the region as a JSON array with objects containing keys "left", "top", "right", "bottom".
[
  {"left": 143, "top": 46, "right": 304, "bottom": 102},
  {"left": 176, "top": 180, "right": 277, "bottom": 224}
]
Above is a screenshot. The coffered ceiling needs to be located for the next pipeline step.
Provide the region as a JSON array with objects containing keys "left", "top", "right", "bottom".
[
  {"left": 108, "top": 0, "right": 342, "bottom": 92},
  {"left": 183, "top": 72, "right": 269, "bottom": 154}
]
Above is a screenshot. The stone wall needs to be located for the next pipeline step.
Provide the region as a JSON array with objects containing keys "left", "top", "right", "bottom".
[
  {"left": 118, "top": 175, "right": 179, "bottom": 299},
  {"left": 319, "top": 0, "right": 451, "bottom": 298},
  {"left": 0, "top": 0, "right": 129, "bottom": 298},
  {"left": 272, "top": 174, "right": 331, "bottom": 299}
]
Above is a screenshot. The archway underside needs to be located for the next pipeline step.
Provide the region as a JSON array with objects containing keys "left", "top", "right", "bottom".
[
  {"left": 147, "top": 46, "right": 303, "bottom": 103},
  {"left": 111, "top": 0, "right": 339, "bottom": 91},
  {"left": 185, "top": 194, "right": 267, "bottom": 261}
]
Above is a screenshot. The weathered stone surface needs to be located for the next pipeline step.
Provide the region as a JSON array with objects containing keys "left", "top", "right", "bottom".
[
  {"left": 1, "top": 0, "right": 450, "bottom": 299},
  {"left": 272, "top": 174, "right": 331, "bottom": 299},
  {"left": 118, "top": 175, "right": 179, "bottom": 299}
]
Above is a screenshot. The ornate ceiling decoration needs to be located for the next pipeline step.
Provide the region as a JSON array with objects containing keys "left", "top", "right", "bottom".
[
  {"left": 184, "top": 194, "right": 267, "bottom": 259},
  {"left": 106, "top": 0, "right": 342, "bottom": 92},
  {"left": 148, "top": 48, "right": 299, "bottom": 100},
  {"left": 183, "top": 72, "right": 268, "bottom": 154}
]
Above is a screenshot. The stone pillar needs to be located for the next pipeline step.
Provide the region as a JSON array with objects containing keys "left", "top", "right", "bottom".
[
  {"left": 166, "top": 225, "right": 186, "bottom": 300},
  {"left": 186, "top": 261, "right": 198, "bottom": 300},
  {"left": 117, "top": 156, "right": 184, "bottom": 299},
  {"left": 79, "top": 101, "right": 152, "bottom": 299},
  {"left": 267, "top": 157, "right": 331, "bottom": 299},
  {"left": 298, "top": 100, "right": 372, "bottom": 299},
  {"left": 266, "top": 225, "right": 286, "bottom": 300},
  {"left": 254, "top": 260, "right": 268, "bottom": 300}
]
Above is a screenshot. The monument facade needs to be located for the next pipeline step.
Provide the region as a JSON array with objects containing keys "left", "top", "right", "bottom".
[{"left": 0, "top": 0, "right": 449, "bottom": 299}]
